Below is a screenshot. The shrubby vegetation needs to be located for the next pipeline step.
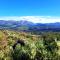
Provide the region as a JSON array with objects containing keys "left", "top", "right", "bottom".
[{"left": 0, "top": 30, "right": 60, "bottom": 60}]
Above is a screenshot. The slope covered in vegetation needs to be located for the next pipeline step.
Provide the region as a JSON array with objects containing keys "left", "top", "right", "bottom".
[{"left": 0, "top": 30, "right": 60, "bottom": 60}]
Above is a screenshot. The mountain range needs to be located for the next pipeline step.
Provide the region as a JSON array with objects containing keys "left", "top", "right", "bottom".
[{"left": 0, "top": 20, "right": 60, "bottom": 32}]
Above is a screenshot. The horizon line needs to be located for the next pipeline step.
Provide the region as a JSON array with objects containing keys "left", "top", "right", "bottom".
[{"left": 0, "top": 16, "right": 60, "bottom": 23}]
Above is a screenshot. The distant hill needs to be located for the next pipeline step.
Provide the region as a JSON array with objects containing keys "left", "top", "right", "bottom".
[{"left": 0, "top": 20, "right": 60, "bottom": 32}]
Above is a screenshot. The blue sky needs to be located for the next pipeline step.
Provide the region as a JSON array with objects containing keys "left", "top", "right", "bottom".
[
  {"left": 0, "top": 0, "right": 60, "bottom": 16},
  {"left": 0, "top": 0, "right": 60, "bottom": 23}
]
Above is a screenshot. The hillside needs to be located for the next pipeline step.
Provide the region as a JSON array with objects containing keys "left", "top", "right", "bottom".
[{"left": 0, "top": 30, "right": 60, "bottom": 60}]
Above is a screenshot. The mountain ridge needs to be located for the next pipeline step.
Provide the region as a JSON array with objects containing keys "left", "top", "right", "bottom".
[{"left": 0, "top": 20, "right": 60, "bottom": 32}]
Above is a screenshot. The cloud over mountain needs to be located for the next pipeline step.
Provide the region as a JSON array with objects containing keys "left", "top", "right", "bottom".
[{"left": 0, "top": 16, "right": 60, "bottom": 23}]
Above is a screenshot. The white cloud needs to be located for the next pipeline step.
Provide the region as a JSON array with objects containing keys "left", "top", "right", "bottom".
[{"left": 0, "top": 16, "right": 60, "bottom": 23}]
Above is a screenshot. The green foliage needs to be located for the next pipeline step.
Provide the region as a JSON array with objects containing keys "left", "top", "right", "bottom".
[{"left": 0, "top": 30, "right": 60, "bottom": 60}]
